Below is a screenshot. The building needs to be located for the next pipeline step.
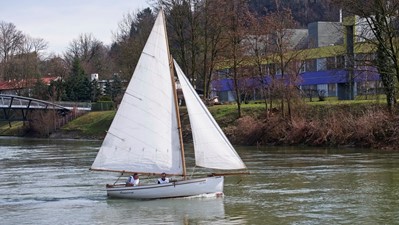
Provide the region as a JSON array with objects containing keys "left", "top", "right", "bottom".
[
  {"left": 211, "top": 16, "right": 382, "bottom": 103},
  {"left": 0, "top": 76, "right": 61, "bottom": 96}
]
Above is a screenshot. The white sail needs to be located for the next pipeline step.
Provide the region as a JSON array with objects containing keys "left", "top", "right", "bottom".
[
  {"left": 91, "top": 11, "right": 183, "bottom": 175},
  {"left": 174, "top": 60, "right": 247, "bottom": 170}
]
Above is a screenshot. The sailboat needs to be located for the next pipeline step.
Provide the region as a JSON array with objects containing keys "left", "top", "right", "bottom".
[{"left": 90, "top": 9, "right": 247, "bottom": 199}]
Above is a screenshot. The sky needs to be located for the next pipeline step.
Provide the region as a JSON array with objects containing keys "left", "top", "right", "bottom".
[{"left": 0, "top": 0, "right": 150, "bottom": 55}]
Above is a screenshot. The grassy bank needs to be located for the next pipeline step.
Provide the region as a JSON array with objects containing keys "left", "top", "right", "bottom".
[
  {"left": 54, "top": 111, "right": 115, "bottom": 139},
  {"left": 0, "top": 111, "right": 115, "bottom": 139},
  {"left": 0, "top": 121, "right": 26, "bottom": 136}
]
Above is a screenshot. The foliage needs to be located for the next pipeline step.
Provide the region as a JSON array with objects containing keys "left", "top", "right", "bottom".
[
  {"left": 31, "top": 78, "right": 49, "bottom": 100},
  {"left": 223, "top": 102, "right": 399, "bottom": 149},
  {"left": 110, "top": 7, "right": 154, "bottom": 80},
  {"left": 48, "top": 79, "right": 65, "bottom": 101},
  {"left": 63, "top": 57, "right": 91, "bottom": 101},
  {"left": 90, "top": 79, "right": 101, "bottom": 102},
  {"left": 63, "top": 33, "right": 112, "bottom": 77},
  {"left": 25, "top": 111, "right": 55, "bottom": 137},
  {"left": 103, "top": 74, "right": 123, "bottom": 102},
  {"left": 91, "top": 101, "right": 114, "bottom": 111}
]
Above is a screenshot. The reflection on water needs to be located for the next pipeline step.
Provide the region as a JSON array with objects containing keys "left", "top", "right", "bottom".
[
  {"left": 97, "top": 197, "right": 227, "bottom": 225},
  {"left": 1, "top": 137, "right": 399, "bottom": 224}
]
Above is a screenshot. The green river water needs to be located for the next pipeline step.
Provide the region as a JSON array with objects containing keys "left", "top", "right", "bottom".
[{"left": 1, "top": 137, "right": 398, "bottom": 224}]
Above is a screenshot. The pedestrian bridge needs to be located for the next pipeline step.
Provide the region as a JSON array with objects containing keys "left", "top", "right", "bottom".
[{"left": 0, "top": 94, "right": 91, "bottom": 123}]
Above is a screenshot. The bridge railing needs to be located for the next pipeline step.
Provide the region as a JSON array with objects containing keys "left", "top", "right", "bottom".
[
  {"left": 54, "top": 101, "right": 92, "bottom": 111},
  {"left": 0, "top": 94, "right": 93, "bottom": 111}
]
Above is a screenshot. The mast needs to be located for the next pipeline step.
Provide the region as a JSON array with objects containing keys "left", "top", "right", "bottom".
[{"left": 162, "top": 10, "right": 187, "bottom": 178}]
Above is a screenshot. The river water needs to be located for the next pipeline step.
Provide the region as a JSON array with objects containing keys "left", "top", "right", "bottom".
[{"left": 1, "top": 137, "right": 398, "bottom": 225}]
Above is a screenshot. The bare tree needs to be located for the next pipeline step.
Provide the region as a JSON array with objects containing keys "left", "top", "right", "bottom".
[
  {"left": 40, "top": 55, "right": 69, "bottom": 79},
  {"left": 154, "top": 0, "right": 203, "bottom": 91},
  {"left": 0, "top": 21, "right": 24, "bottom": 81},
  {"left": 198, "top": 0, "right": 230, "bottom": 99},
  {"left": 245, "top": 11, "right": 272, "bottom": 114},
  {"left": 64, "top": 33, "right": 110, "bottom": 77},
  {"left": 110, "top": 8, "right": 155, "bottom": 80},
  {"left": 222, "top": 0, "right": 252, "bottom": 118},
  {"left": 265, "top": 7, "right": 304, "bottom": 118},
  {"left": 16, "top": 36, "right": 49, "bottom": 93},
  {"left": 21, "top": 36, "right": 48, "bottom": 57},
  {"left": 0, "top": 23, "right": 49, "bottom": 95}
]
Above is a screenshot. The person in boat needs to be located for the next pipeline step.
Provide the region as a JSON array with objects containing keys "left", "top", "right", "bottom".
[
  {"left": 126, "top": 173, "right": 139, "bottom": 186},
  {"left": 157, "top": 172, "right": 169, "bottom": 184}
]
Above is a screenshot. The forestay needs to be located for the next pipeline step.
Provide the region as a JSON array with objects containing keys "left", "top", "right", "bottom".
[
  {"left": 174, "top": 60, "right": 247, "bottom": 170},
  {"left": 91, "top": 11, "right": 183, "bottom": 175}
]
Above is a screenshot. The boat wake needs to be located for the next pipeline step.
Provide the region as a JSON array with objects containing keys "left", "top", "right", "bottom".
[{"left": 182, "top": 192, "right": 224, "bottom": 199}]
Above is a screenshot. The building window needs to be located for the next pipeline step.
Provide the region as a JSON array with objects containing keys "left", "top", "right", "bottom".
[
  {"left": 216, "top": 69, "right": 229, "bottom": 79},
  {"left": 305, "top": 59, "right": 317, "bottom": 72},
  {"left": 336, "top": 55, "right": 345, "bottom": 69},
  {"left": 326, "top": 57, "right": 336, "bottom": 70},
  {"left": 317, "top": 58, "right": 327, "bottom": 71},
  {"left": 328, "top": 83, "right": 337, "bottom": 96},
  {"left": 299, "top": 61, "right": 306, "bottom": 73}
]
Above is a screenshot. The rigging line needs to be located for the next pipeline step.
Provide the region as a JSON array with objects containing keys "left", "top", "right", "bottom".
[
  {"left": 113, "top": 171, "right": 125, "bottom": 185},
  {"left": 125, "top": 92, "right": 142, "bottom": 101},
  {"left": 105, "top": 131, "right": 125, "bottom": 141},
  {"left": 189, "top": 166, "right": 197, "bottom": 179}
]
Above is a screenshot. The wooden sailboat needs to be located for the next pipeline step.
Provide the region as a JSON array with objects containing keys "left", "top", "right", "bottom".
[{"left": 90, "top": 9, "right": 247, "bottom": 199}]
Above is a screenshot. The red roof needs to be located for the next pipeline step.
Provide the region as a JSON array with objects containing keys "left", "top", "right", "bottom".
[{"left": 0, "top": 77, "right": 60, "bottom": 91}]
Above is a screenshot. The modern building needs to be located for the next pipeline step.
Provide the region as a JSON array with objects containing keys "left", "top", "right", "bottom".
[{"left": 211, "top": 16, "right": 382, "bottom": 103}]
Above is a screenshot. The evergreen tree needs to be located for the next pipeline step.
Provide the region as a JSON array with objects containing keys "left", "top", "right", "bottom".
[
  {"left": 48, "top": 79, "right": 65, "bottom": 101},
  {"left": 90, "top": 79, "right": 101, "bottom": 102},
  {"left": 104, "top": 80, "right": 112, "bottom": 99},
  {"left": 111, "top": 74, "right": 123, "bottom": 101},
  {"left": 103, "top": 74, "right": 123, "bottom": 102},
  {"left": 77, "top": 77, "right": 92, "bottom": 101},
  {"left": 31, "top": 79, "right": 49, "bottom": 100},
  {"left": 63, "top": 57, "right": 92, "bottom": 101}
]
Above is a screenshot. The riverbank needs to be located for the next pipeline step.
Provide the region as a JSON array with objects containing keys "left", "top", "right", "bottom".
[
  {"left": 1, "top": 101, "right": 398, "bottom": 150},
  {"left": 54, "top": 102, "right": 399, "bottom": 150},
  {"left": 229, "top": 104, "right": 399, "bottom": 150}
]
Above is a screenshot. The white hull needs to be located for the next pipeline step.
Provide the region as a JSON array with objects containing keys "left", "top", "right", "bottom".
[{"left": 106, "top": 176, "right": 224, "bottom": 199}]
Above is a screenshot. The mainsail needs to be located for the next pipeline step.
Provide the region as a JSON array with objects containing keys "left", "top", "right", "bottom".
[
  {"left": 174, "top": 60, "right": 247, "bottom": 170},
  {"left": 91, "top": 10, "right": 183, "bottom": 175}
]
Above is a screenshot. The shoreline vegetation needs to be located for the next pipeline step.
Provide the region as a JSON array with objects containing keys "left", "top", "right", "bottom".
[{"left": 1, "top": 99, "right": 398, "bottom": 151}]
